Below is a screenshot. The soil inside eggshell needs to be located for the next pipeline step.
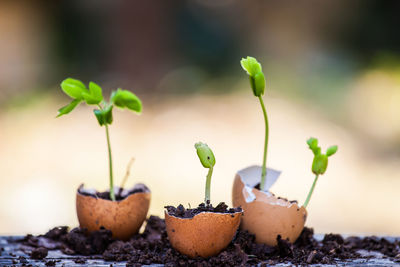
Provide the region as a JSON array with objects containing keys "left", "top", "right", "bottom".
[
  {"left": 78, "top": 183, "right": 149, "bottom": 201},
  {"left": 164, "top": 201, "right": 242, "bottom": 218},
  {"left": 17, "top": 216, "right": 400, "bottom": 266}
]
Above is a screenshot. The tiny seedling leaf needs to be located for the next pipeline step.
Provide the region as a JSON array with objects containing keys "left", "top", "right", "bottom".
[
  {"left": 195, "top": 142, "right": 216, "bottom": 168},
  {"left": 57, "top": 99, "right": 81, "bottom": 117},
  {"left": 103, "top": 105, "right": 113, "bottom": 125},
  {"left": 312, "top": 154, "right": 328, "bottom": 175},
  {"left": 307, "top": 137, "right": 320, "bottom": 155},
  {"left": 240, "top": 57, "right": 262, "bottom": 77},
  {"left": 60, "top": 78, "right": 88, "bottom": 100},
  {"left": 89, "top": 82, "right": 103, "bottom": 102},
  {"left": 93, "top": 106, "right": 113, "bottom": 126},
  {"left": 326, "top": 145, "right": 338, "bottom": 157},
  {"left": 94, "top": 109, "right": 105, "bottom": 126},
  {"left": 241, "top": 57, "right": 265, "bottom": 97},
  {"left": 253, "top": 71, "right": 265, "bottom": 96},
  {"left": 111, "top": 89, "right": 142, "bottom": 113},
  {"left": 82, "top": 92, "right": 101, "bottom": 105}
]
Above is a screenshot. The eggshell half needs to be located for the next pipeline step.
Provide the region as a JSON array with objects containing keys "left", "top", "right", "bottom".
[
  {"left": 76, "top": 184, "right": 151, "bottom": 240},
  {"left": 232, "top": 166, "right": 307, "bottom": 246},
  {"left": 165, "top": 210, "right": 242, "bottom": 258}
]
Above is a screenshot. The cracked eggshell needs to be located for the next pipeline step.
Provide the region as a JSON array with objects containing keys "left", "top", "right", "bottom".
[
  {"left": 76, "top": 184, "right": 151, "bottom": 240},
  {"left": 232, "top": 166, "right": 307, "bottom": 246},
  {"left": 165, "top": 210, "right": 242, "bottom": 258}
]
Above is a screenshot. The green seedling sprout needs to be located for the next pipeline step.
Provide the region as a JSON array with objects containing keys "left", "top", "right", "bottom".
[
  {"left": 195, "top": 142, "right": 216, "bottom": 203},
  {"left": 57, "top": 78, "right": 142, "bottom": 201},
  {"left": 241, "top": 56, "right": 268, "bottom": 191},
  {"left": 303, "top": 137, "right": 338, "bottom": 208}
]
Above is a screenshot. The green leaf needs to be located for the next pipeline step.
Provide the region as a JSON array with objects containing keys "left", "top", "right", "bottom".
[
  {"left": 307, "top": 137, "right": 318, "bottom": 148},
  {"left": 326, "top": 145, "right": 338, "bottom": 157},
  {"left": 195, "top": 142, "right": 216, "bottom": 168},
  {"left": 89, "top": 82, "right": 103, "bottom": 101},
  {"left": 60, "top": 78, "right": 88, "bottom": 100},
  {"left": 111, "top": 89, "right": 142, "bottom": 113},
  {"left": 82, "top": 92, "right": 100, "bottom": 105},
  {"left": 94, "top": 109, "right": 105, "bottom": 126},
  {"left": 81, "top": 82, "right": 103, "bottom": 105},
  {"left": 240, "top": 57, "right": 262, "bottom": 77},
  {"left": 56, "top": 99, "right": 81, "bottom": 117},
  {"left": 312, "top": 154, "right": 328, "bottom": 175},
  {"left": 103, "top": 105, "right": 113, "bottom": 125},
  {"left": 307, "top": 137, "right": 320, "bottom": 155},
  {"left": 253, "top": 72, "right": 265, "bottom": 96},
  {"left": 93, "top": 105, "right": 113, "bottom": 126}
]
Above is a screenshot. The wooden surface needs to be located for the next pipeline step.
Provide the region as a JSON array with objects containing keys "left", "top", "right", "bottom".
[{"left": 1, "top": 236, "right": 399, "bottom": 266}]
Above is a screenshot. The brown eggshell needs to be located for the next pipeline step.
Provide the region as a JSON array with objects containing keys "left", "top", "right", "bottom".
[
  {"left": 76, "top": 184, "right": 151, "bottom": 240},
  {"left": 232, "top": 166, "right": 307, "bottom": 246},
  {"left": 165, "top": 210, "right": 242, "bottom": 258}
]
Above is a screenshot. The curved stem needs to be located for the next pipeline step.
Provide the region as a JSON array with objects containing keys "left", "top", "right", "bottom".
[
  {"left": 258, "top": 96, "right": 269, "bottom": 191},
  {"left": 105, "top": 124, "right": 115, "bottom": 201},
  {"left": 205, "top": 166, "right": 213, "bottom": 203},
  {"left": 304, "top": 174, "right": 319, "bottom": 208}
]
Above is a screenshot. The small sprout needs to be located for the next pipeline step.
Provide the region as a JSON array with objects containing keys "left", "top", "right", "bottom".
[
  {"left": 57, "top": 78, "right": 142, "bottom": 201},
  {"left": 195, "top": 142, "right": 216, "bottom": 203},
  {"left": 240, "top": 57, "right": 265, "bottom": 97},
  {"left": 195, "top": 142, "right": 216, "bottom": 168},
  {"left": 241, "top": 56, "right": 269, "bottom": 191},
  {"left": 303, "top": 137, "right": 338, "bottom": 208}
]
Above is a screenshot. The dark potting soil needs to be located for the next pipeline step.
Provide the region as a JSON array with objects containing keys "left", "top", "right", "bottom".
[
  {"left": 19, "top": 216, "right": 400, "bottom": 266},
  {"left": 164, "top": 201, "right": 242, "bottom": 219},
  {"left": 78, "top": 183, "right": 149, "bottom": 201}
]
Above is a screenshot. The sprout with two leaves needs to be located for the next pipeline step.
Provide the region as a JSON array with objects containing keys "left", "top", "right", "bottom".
[
  {"left": 303, "top": 137, "right": 338, "bottom": 208},
  {"left": 57, "top": 78, "right": 142, "bottom": 201},
  {"left": 240, "top": 56, "right": 269, "bottom": 191},
  {"left": 195, "top": 142, "right": 216, "bottom": 203}
]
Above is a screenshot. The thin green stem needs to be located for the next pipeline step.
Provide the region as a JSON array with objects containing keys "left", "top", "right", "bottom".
[
  {"left": 304, "top": 174, "right": 319, "bottom": 208},
  {"left": 205, "top": 166, "right": 213, "bottom": 203},
  {"left": 105, "top": 124, "right": 115, "bottom": 201},
  {"left": 258, "top": 96, "right": 269, "bottom": 191}
]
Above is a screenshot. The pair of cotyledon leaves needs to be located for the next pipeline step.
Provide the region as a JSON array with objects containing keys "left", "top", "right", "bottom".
[{"left": 57, "top": 78, "right": 142, "bottom": 126}]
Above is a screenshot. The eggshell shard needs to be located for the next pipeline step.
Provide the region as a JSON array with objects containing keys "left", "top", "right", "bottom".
[
  {"left": 232, "top": 166, "right": 307, "bottom": 246},
  {"left": 165, "top": 210, "right": 243, "bottom": 258},
  {"left": 76, "top": 184, "right": 151, "bottom": 240}
]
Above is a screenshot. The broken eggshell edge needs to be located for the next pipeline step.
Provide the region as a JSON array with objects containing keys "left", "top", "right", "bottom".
[
  {"left": 232, "top": 165, "right": 307, "bottom": 246},
  {"left": 164, "top": 210, "right": 243, "bottom": 258},
  {"left": 76, "top": 183, "right": 151, "bottom": 240}
]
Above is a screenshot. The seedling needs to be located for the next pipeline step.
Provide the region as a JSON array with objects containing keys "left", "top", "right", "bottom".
[
  {"left": 195, "top": 142, "right": 216, "bottom": 203},
  {"left": 240, "top": 56, "right": 268, "bottom": 191},
  {"left": 303, "top": 137, "right": 338, "bottom": 208},
  {"left": 57, "top": 78, "right": 142, "bottom": 201}
]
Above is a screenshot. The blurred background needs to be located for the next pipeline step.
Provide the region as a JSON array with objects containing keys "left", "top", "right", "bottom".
[{"left": 1, "top": 0, "right": 400, "bottom": 236}]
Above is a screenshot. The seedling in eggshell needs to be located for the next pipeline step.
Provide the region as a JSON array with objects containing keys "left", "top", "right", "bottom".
[
  {"left": 195, "top": 142, "right": 216, "bottom": 203},
  {"left": 57, "top": 78, "right": 142, "bottom": 201},
  {"left": 240, "top": 56, "right": 269, "bottom": 191}
]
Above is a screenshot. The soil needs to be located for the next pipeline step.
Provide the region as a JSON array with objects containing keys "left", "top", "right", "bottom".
[
  {"left": 164, "top": 201, "right": 242, "bottom": 218},
  {"left": 78, "top": 183, "right": 149, "bottom": 201},
  {"left": 19, "top": 216, "right": 400, "bottom": 266}
]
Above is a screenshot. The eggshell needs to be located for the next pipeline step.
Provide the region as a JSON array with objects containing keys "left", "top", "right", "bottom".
[
  {"left": 76, "top": 184, "right": 151, "bottom": 240},
  {"left": 165, "top": 210, "right": 242, "bottom": 258},
  {"left": 232, "top": 166, "right": 307, "bottom": 246}
]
